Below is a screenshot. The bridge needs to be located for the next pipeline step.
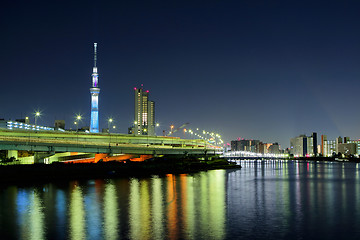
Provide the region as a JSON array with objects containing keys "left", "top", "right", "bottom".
[
  {"left": 222, "top": 151, "right": 289, "bottom": 160},
  {"left": 0, "top": 129, "right": 222, "bottom": 163}
]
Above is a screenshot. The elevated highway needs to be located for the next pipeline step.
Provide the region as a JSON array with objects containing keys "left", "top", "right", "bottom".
[{"left": 0, "top": 129, "right": 222, "bottom": 163}]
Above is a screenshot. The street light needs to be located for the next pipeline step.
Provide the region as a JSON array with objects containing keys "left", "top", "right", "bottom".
[
  {"left": 154, "top": 123, "right": 160, "bottom": 135},
  {"left": 74, "top": 114, "right": 82, "bottom": 132},
  {"left": 170, "top": 125, "right": 174, "bottom": 135},
  {"left": 108, "top": 118, "right": 113, "bottom": 133},
  {"left": 34, "top": 111, "right": 41, "bottom": 126}
]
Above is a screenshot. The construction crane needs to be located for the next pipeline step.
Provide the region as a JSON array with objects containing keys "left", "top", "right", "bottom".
[{"left": 167, "top": 123, "right": 189, "bottom": 136}]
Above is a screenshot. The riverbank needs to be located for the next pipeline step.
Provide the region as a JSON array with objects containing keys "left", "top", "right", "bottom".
[{"left": 0, "top": 157, "right": 240, "bottom": 183}]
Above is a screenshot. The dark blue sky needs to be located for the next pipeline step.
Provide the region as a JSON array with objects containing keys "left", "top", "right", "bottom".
[{"left": 1, "top": 0, "right": 360, "bottom": 147}]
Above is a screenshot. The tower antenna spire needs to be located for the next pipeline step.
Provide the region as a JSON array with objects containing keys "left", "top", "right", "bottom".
[{"left": 94, "top": 43, "right": 97, "bottom": 68}]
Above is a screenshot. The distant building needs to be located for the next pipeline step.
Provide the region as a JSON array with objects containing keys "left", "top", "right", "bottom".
[
  {"left": 231, "top": 139, "right": 260, "bottom": 152},
  {"left": 347, "top": 140, "right": 360, "bottom": 155},
  {"left": 312, "top": 132, "right": 318, "bottom": 156},
  {"left": 321, "top": 135, "right": 327, "bottom": 156},
  {"left": 321, "top": 135, "right": 358, "bottom": 157},
  {"left": 290, "top": 135, "right": 307, "bottom": 157},
  {"left": 231, "top": 139, "right": 284, "bottom": 154},
  {"left": 321, "top": 135, "right": 336, "bottom": 156},
  {"left": 338, "top": 143, "right": 357, "bottom": 156},
  {"left": 258, "top": 142, "right": 269, "bottom": 154},
  {"left": 131, "top": 86, "right": 155, "bottom": 135},
  {"left": 54, "top": 120, "right": 65, "bottom": 130},
  {"left": 290, "top": 133, "right": 317, "bottom": 157},
  {"left": 336, "top": 136, "right": 343, "bottom": 153},
  {"left": 268, "top": 143, "right": 281, "bottom": 154}
]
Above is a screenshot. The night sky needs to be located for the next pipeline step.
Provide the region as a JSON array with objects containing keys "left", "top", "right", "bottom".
[{"left": 1, "top": 0, "right": 360, "bottom": 148}]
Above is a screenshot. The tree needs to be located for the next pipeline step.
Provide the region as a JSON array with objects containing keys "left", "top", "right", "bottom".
[{"left": 0, "top": 157, "right": 18, "bottom": 165}]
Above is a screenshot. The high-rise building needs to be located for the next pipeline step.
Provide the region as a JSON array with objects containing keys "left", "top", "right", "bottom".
[
  {"left": 336, "top": 136, "right": 343, "bottom": 153},
  {"left": 312, "top": 132, "right": 318, "bottom": 156},
  {"left": 148, "top": 100, "right": 155, "bottom": 135},
  {"left": 321, "top": 135, "right": 327, "bottom": 156},
  {"left": 290, "top": 135, "right": 307, "bottom": 157},
  {"left": 347, "top": 140, "right": 360, "bottom": 155},
  {"left": 90, "top": 43, "right": 100, "bottom": 133},
  {"left": 132, "top": 86, "right": 155, "bottom": 135},
  {"left": 290, "top": 133, "right": 317, "bottom": 157},
  {"left": 321, "top": 135, "right": 336, "bottom": 156}
]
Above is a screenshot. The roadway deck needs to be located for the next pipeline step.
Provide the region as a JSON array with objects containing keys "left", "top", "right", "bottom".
[{"left": 0, "top": 129, "right": 221, "bottom": 155}]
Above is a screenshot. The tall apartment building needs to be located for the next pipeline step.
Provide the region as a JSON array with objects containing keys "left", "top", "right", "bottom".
[
  {"left": 132, "top": 87, "right": 155, "bottom": 135},
  {"left": 321, "top": 135, "right": 337, "bottom": 156},
  {"left": 346, "top": 140, "right": 360, "bottom": 155},
  {"left": 320, "top": 135, "right": 355, "bottom": 157},
  {"left": 290, "top": 132, "right": 317, "bottom": 157}
]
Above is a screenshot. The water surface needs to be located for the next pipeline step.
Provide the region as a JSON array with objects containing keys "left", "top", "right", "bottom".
[{"left": 1, "top": 160, "right": 360, "bottom": 239}]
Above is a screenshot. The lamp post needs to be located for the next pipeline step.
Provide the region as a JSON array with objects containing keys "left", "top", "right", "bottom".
[
  {"left": 155, "top": 123, "right": 159, "bottom": 136},
  {"left": 34, "top": 111, "right": 40, "bottom": 126},
  {"left": 74, "top": 115, "right": 82, "bottom": 132},
  {"left": 170, "top": 125, "right": 174, "bottom": 135},
  {"left": 108, "top": 118, "right": 113, "bottom": 134},
  {"left": 143, "top": 128, "right": 149, "bottom": 146},
  {"left": 74, "top": 121, "right": 78, "bottom": 132}
]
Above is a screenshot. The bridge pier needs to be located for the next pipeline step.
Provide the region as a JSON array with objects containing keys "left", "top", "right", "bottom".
[
  {"left": 6, "top": 150, "right": 18, "bottom": 159},
  {"left": 34, "top": 152, "right": 55, "bottom": 164}
]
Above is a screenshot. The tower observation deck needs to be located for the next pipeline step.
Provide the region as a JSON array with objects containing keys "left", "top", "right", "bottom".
[{"left": 90, "top": 43, "right": 100, "bottom": 133}]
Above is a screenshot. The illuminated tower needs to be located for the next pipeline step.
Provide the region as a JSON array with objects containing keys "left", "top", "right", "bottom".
[{"left": 90, "top": 43, "right": 100, "bottom": 133}]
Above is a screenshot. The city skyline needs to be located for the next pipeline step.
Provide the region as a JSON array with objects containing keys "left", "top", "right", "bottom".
[{"left": 2, "top": 0, "right": 360, "bottom": 147}]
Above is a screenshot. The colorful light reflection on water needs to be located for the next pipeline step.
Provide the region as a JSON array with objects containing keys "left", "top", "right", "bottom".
[{"left": 1, "top": 161, "right": 360, "bottom": 239}]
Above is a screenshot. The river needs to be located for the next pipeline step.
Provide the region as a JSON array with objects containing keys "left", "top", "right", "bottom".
[{"left": 1, "top": 160, "right": 360, "bottom": 239}]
